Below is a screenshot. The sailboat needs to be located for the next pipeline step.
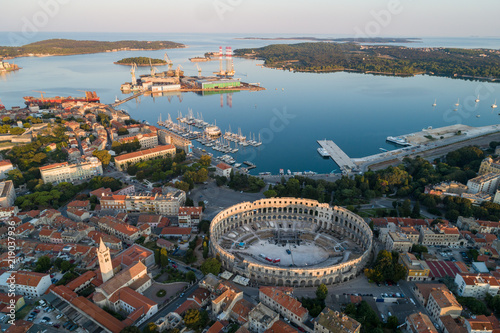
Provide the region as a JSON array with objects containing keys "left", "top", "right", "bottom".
[
  {"left": 475, "top": 95, "right": 480, "bottom": 103},
  {"left": 432, "top": 99, "right": 436, "bottom": 107},
  {"left": 455, "top": 99, "right": 460, "bottom": 107},
  {"left": 492, "top": 99, "right": 498, "bottom": 109},
  {"left": 254, "top": 133, "right": 262, "bottom": 146}
]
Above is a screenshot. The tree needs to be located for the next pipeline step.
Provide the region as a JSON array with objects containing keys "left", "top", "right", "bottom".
[
  {"left": 120, "top": 327, "right": 141, "bottom": 333},
  {"left": 401, "top": 199, "right": 412, "bottom": 217},
  {"left": 184, "top": 309, "right": 201, "bottom": 329},
  {"left": 263, "top": 189, "right": 277, "bottom": 198},
  {"left": 174, "top": 181, "right": 190, "bottom": 193},
  {"left": 411, "top": 201, "right": 421, "bottom": 218},
  {"left": 186, "top": 271, "right": 196, "bottom": 283},
  {"left": 411, "top": 244, "right": 428, "bottom": 254},
  {"left": 316, "top": 283, "right": 328, "bottom": 301},
  {"left": 93, "top": 150, "right": 112, "bottom": 167},
  {"left": 34, "top": 256, "right": 52, "bottom": 272},
  {"left": 387, "top": 316, "right": 398, "bottom": 329},
  {"left": 117, "top": 128, "right": 129, "bottom": 136},
  {"left": 142, "top": 322, "right": 158, "bottom": 333},
  {"left": 160, "top": 248, "right": 169, "bottom": 268},
  {"left": 199, "top": 155, "right": 211, "bottom": 167},
  {"left": 200, "top": 258, "right": 221, "bottom": 275}
]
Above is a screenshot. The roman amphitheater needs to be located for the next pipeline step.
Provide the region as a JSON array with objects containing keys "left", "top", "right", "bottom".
[{"left": 210, "top": 198, "right": 373, "bottom": 287}]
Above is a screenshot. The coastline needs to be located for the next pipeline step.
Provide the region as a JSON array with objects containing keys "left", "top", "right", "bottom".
[
  {"left": 0, "top": 45, "right": 187, "bottom": 61},
  {"left": 243, "top": 57, "right": 500, "bottom": 82}
]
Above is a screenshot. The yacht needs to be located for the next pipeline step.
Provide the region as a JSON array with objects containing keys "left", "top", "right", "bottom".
[
  {"left": 476, "top": 95, "right": 480, "bottom": 103},
  {"left": 492, "top": 100, "right": 498, "bottom": 109},
  {"left": 317, "top": 147, "right": 329, "bottom": 158},
  {"left": 432, "top": 99, "right": 436, "bottom": 107},
  {"left": 386, "top": 136, "right": 411, "bottom": 146},
  {"left": 455, "top": 99, "right": 460, "bottom": 107}
]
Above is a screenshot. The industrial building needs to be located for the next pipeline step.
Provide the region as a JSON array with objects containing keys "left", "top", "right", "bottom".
[{"left": 196, "top": 79, "right": 241, "bottom": 90}]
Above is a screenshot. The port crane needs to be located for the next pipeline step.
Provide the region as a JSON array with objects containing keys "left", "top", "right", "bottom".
[
  {"left": 149, "top": 59, "right": 158, "bottom": 77},
  {"left": 33, "top": 91, "right": 46, "bottom": 98},
  {"left": 175, "top": 65, "right": 183, "bottom": 78},
  {"left": 130, "top": 63, "right": 137, "bottom": 86},
  {"left": 164, "top": 52, "right": 173, "bottom": 71}
]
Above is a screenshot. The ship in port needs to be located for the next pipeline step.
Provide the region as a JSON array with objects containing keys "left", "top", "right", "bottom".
[
  {"left": 317, "top": 147, "right": 329, "bottom": 158},
  {"left": 386, "top": 136, "right": 412, "bottom": 146},
  {"left": 23, "top": 91, "right": 100, "bottom": 107}
]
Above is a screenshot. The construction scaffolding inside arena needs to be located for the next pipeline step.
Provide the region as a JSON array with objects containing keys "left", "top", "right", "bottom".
[{"left": 274, "top": 229, "right": 301, "bottom": 245}]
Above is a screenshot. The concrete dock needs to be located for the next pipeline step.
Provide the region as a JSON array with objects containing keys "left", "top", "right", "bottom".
[{"left": 317, "top": 140, "right": 357, "bottom": 173}]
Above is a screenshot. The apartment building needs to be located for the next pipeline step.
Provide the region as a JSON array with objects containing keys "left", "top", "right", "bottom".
[
  {"left": 114, "top": 145, "right": 176, "bottom": 171},
  {"left": 386, "top": 232, "right": 413, "bottom": 253},
  {"left": 178, "top": 206, "right": 203, "bottom": 230},
  {"left": 467, "top": 172, "right": 500, "bottom": 194},
  {"left": 314, "top": 308, "right": 361, "bottom": 333},
  {"left": 0, "top": 180, "right": 16, "bottom": 208},
  {"left": 40, "top": 157, "right": 103, "bottom": 184},
  {"left": 426, "top": 288, "right": 462, "bottom": 327},
  {"left": 0, "top": 271, "right": 51, "bottom": 297},
  {"left": 99, "top": 189, "right": 186, "bottom": 215},
  {"left": 455, "top": 273, "right": 500, "bottom": 298},
  {"left": 259, "top": 287, "right": 308, "bottom": 326}
]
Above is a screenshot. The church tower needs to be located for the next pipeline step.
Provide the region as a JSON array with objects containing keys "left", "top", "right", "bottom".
[{"left": 97, "top": 238, "right": 114, "bottom": 283}]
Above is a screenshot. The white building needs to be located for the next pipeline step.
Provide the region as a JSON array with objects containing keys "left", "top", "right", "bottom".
[
  {"left": 216, "top": 162, "right": 232, "bottom": 178},
  {"left": 467, "top": 172, "right": 500, "bottom": 194},
  {"left": 40, "top": 157, "right": 103, "bottom": 184},
  {"left": 455, "top": 273, "right": 500, "bottom": 298},
  {"left": 0, "top": 271, "right": 51, "bottom": 297},
  {"left": 178, "top": 206, "right": 203, "bottom": 230},
  {"left": 0, "top": 160, "right": 14, "bottom": 179}
]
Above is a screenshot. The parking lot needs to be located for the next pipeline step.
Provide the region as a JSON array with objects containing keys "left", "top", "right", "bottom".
[{"left": 27, "top": 301, "right": 73, "bottom": 331}]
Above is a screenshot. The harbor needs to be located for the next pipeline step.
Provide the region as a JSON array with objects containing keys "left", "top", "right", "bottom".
[
  {"left": 120, "top": 47, "right": 265, "bottom": 95},
  {"left": 316, "top": 124, "right": 500, "bottom": 174}
]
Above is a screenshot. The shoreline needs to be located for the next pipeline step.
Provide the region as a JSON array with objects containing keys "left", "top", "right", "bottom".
[
  {"left": 244, "top": 59, "right": 500, "bottom": 82},
  {"left": 0, "top": 45, "right": 186, "bottom": 61},
  {"left": 113, "top": 62, "right": 167, "bottom": 66}
]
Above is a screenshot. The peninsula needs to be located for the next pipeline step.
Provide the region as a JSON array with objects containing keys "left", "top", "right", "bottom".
[
  {"left": 0, "top": 39, "right": 185, "bottom": 59},
  {"left": 114, "top": 57, "right": 167, "bottom": 66},
  {"left": 234, "top": 42, "right": 500, "bottom": 80}
]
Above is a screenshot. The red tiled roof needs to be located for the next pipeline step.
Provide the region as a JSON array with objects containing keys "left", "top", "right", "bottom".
[
  {"left": 179, "top": 206, "right": 203, "bottom": 216},
  {"left": 260, "top": 286, "right": 308, "bottom": 318},
  {"left": 426, "top": 260, "right": 461, "bottom": 279},
  {"left": 216, "top": 163, "right": 232, "bottom": 170},
  {"left": 114, "top": 145, "right": 175, "bottom": 162},
  {"left": 174, "top": 300, "right": 200, "bottom": 315},
  {"left": 161, "top": 227, "right": 192, "bottom": 235}
]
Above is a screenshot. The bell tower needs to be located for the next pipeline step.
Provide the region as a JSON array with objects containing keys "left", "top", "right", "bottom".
[{"left": 97, "top": 238, "right": 114, "bottom": 283}]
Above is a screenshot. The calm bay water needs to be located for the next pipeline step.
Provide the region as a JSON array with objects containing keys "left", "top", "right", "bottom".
[{"left": 1, "top": 33, "right": 500, "bottom": 174}]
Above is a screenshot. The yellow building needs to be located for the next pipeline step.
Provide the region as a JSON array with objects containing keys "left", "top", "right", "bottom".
[
  {"left": 400, "top": 252, "right": 430, "bottom": 281},
  {"left": 479, "top": 157, "right": 500, "bottom": 175}
]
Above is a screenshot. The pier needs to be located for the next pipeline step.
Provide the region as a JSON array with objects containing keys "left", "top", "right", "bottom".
[
  {"left": 112, "top": 91, "right": 145, "bottom": 107},
  {"left": 317, "top": 140, "right": 357, "bottom": 173}
]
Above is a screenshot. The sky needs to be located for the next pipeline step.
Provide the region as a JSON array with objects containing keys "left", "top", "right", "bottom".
[{"left": 1, "top": 0, "right": 500, "bottom": 37}]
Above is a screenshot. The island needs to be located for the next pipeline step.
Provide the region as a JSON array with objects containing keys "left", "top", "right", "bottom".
[
  {"left": 114, "top": 57, "right": 167, "bottom": 66},
  {"left": 0, "top": 39, "right": 185, "bottom": 59},
  {"left": 236, "top": 36, "right": 420, "bottom": 43},
  {"left": 234, "top": 42, "right": 500, "bottom": 80}
]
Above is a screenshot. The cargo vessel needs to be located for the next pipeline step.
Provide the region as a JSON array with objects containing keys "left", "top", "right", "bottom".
[{"left": 23, "top": 91, "right": 100, "bottom": 106}]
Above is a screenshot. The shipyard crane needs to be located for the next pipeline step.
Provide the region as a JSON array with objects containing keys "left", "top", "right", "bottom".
[
  {"left": 130, "top": 63, "right": 137, "bottom": 86},
  {"left": 175, "top": 64, "right": 183, "bottom": 78},
  {"left": 33, "top": 91, "right": 46, "bottom": 98},
  {"left": 196, "top": 64, "right": 202, "bottom": 77},
  {"left": 149, "top": 58, "right": 158, "bottom": 77},
  {"left": 164, "top": 52, "right": 173, "bottom": 71}
]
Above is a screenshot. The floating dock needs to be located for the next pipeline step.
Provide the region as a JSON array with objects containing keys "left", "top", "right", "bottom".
[{"left": 317, "top": 140, "right": 357, "bottom": 173}]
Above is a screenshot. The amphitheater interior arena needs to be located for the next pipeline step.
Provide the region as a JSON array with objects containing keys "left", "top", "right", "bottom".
[{"left": 209, "top": 198, "right": 373, "bottom": 287}]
